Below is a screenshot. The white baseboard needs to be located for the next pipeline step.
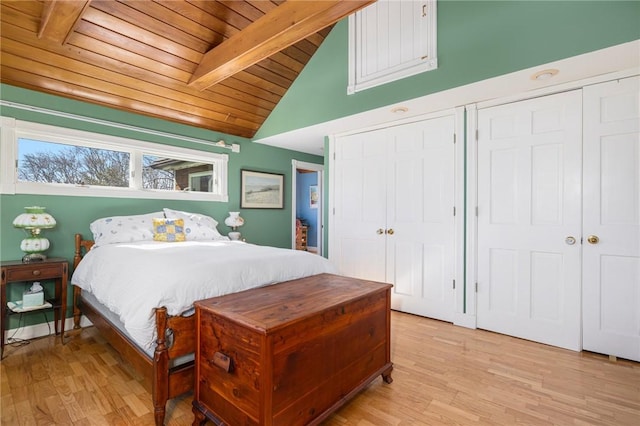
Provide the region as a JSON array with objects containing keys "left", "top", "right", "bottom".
[{"left": 3, "top": 316, "right": 93, "bottom": 342}]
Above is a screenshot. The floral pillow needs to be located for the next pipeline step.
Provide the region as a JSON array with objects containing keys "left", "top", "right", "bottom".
[
  {"left": 152, "top": 218, "right": 186, "bottom": 242},
  {"left": 90, "top": 212, "right": 163, "bottom": 247},
  {"left": 162, "top": 208, "right": 227, "bottom": 241}
]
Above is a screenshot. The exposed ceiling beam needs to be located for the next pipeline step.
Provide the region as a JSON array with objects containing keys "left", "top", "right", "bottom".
[
  {"left": 38, "top": 0, "right": 91, "bottom": 44},
  {"left": 188, "top": 0, "right": 375, "bottom": 91}
]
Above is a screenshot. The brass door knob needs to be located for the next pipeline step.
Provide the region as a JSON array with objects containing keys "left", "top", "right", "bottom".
[
  {"left": 587, "top": 235, "right": 599, "bottom": 244},
  {"left": 376, "top": 228, "right": 384, "bottom": 235},
  {"left": 386, "top": 229, "right": 394, "bottom": 235}
]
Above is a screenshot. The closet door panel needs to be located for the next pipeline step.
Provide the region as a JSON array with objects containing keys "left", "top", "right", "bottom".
[
  {"left": 477, "top": 90, "right": 582, "bottom": 351},
  {"left": 583, "top": 76, "right": 640, "bottom": 362},
  {"left": 388, "top": 117, "right": 455, "bottom": 322},
  {"left": 332, "top": 130, "right": 388, "bottom": 282},
  {"left": 389, "top": 240, "right": 425, "bottom": 296}
]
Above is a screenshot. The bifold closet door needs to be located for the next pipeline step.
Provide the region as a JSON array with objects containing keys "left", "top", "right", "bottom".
[
  {"left": 476, "top": 90, "right": 583, "bottom": 351},
  {"left": 332, "top": 115, "right": 456, "bottom": 322},
  {"left": 582, "top": 76, "right": 640, "bottom": 362}
]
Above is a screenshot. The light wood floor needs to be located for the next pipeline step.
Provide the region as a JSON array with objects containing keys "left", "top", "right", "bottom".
[{"left": 1, "top": 311, "right": 639, "bottom": 425}]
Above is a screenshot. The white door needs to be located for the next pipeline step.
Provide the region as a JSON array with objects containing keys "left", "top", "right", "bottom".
[
  {"left": 476, "top": 90, "right": 583, "bottom": 351},
  {"left": 331, "top": 115, "right": 456, "bottom": 322},
  {"left": 387, "top": 118, "right": 455, "bottom": 321},
  {"left": 332, "top": 129, "right": 388, "bottom": 282},
  {"left": 582, "top": 76, "right": 640, "bottom": 362}
]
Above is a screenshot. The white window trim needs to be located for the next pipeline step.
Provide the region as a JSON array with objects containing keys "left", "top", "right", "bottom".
[{"left": 0, "top": 117, "right": 229, "bottom": 202}]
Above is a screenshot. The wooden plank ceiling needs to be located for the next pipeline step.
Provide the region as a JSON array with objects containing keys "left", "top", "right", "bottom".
[{"left": 0, "top": 0, "right": 373, "bottom": 139}]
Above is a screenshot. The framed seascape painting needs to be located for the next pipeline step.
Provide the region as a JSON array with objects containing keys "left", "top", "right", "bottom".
[{"left": 240, "top": 169, "right": 285, "bottom": 209}]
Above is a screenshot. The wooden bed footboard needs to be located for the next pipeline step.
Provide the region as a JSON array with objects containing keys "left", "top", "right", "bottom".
[{"left": 72, "top": 234, "right": 195, "bottom": 425}]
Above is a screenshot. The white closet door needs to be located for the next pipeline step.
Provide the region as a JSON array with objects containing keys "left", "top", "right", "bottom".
[
  {"left": 387, "top": 117, "right": 455, "bottom": 321},
  {"left": 477, "top": 90, "right": 583, "bottom": 351},
  {"left": 332, "top": 130, "right": 388, "bottom": 282},
  {"left": 331, "top": 115, "right": 456, "bottom": 322},
  {"left": 583, "top": 76, "right": 640, "bottom": 362}
]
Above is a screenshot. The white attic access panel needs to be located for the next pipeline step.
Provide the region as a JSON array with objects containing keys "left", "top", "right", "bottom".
[{"left": 348, "top": 0, "right": 437, "bottom": 94}]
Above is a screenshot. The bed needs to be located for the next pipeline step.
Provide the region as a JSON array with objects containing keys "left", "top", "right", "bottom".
[{"left": 70, "top": 209, "right": 336, "bottom": 425}]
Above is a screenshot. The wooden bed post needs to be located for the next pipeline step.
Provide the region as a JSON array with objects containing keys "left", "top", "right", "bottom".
[
  {"left": 73, "top": 234, "right": 84, "bottom": 270},
  {"left": 72, "top": 286, "right": 82, "bottom": 329},
  {"left": 73, "top": 234, "right": 85, "bottom": 330},
  {"left": 153, "top": 307, "right": 170, "bottom": 426}
]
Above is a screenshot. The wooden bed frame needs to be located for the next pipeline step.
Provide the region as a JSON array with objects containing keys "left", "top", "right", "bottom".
[{"left": 72, "top": 234, "right": 194, "bottom": 425}]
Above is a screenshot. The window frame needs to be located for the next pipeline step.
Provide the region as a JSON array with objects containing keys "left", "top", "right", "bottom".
[{"left": 0, "top": 117, "right": 229, "bottom": 201}]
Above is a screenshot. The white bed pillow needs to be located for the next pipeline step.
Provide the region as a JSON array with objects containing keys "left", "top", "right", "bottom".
[
  {"left": 163, "top": 208, "right": 227, "bottom": 241},
  {"left": 90, "top": 211, "right": 163, "bottom": 247}
]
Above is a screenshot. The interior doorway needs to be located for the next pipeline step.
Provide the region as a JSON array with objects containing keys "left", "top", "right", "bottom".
[{"left": 291, "top": 160, "right": 324, "bottom": 255}]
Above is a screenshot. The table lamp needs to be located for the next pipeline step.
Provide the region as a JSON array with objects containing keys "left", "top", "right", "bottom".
[
  {"left": 13, "top": 206, "right": 57, "bottom": 262},
  {"left": 224, "top": 211, "right": 244, "bottom": 240}
]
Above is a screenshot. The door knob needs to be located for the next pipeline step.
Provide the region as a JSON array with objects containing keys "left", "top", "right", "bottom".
[
  {"left": 386, "top": 229, "right": 394, "bottom": 235},
  {"left": 376, "top": 228, "right": 384, "bottom": 235},
  {"left": 565, "top": 236, "right": 576, "bottom": 245},
  {"left": 587, "top": 235, "right": 599, "bottom": 244}
]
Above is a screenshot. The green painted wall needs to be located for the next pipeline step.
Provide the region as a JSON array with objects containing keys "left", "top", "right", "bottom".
[
  {"left": 0, "top": 85, "right": 322, "bottom": 328},
  {"left": 255, "top": 0, "right": 640, "bottom": 139}
]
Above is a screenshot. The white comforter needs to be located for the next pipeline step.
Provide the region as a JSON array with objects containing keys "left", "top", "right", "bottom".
[{"left": 71, "top": 240, "right": 336, "bottom": 349}]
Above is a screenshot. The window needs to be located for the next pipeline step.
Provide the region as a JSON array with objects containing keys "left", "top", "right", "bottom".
[
  {"left": 1, "top": 117, "right": 228, "bottom": 201},
  {"left": 18, "top": 139, "right": 130, "bottom": 187},
  {"left": 142, "top": 155, "right": 176, "bottom": 190},
  {"left": 142, "top": 155, "right": 217, "bottom": 193}
]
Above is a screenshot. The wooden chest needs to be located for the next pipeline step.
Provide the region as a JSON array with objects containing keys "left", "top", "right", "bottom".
[{"left": 193, "top": 273, "right": 393, "bottom": 426}]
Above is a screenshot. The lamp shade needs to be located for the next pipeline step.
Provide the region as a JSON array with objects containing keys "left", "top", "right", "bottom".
[
  {"left": 13, "top": 206, "right": 56, "bottom": 262},
  {"left": 224, "top": 212, "right": 244, "bottom": 241},
  {"left": 224, "top": 212, "right": 244, "bottom": 229},
  {"left": 13, "top": 206, "right": 56, "bottom": 229}
]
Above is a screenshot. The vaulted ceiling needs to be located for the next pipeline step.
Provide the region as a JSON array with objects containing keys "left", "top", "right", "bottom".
[{"left": 1, "top": 0, "right": 373, "bottom": 139}]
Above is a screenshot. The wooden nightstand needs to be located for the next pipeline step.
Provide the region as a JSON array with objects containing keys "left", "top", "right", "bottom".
[{"left": 1, "top": 258, "right": 68, "bottom": 359}]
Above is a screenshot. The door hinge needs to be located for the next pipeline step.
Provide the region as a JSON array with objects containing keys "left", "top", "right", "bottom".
[
  {"left": 332, "top": 207, "right": 335, "bottom": 215},
  {"left": 475, "top": 282, "right": 478, "bottom": 292},
  {"left": 453, "top": 206, "right": 456, "bottom": 216},
  {"left": 333, "top": 152, "right": 336, "bottom": 160},
  {"left": 475, "top": 129, "right": 479, "bottom": 141},
  {"left": 453, "top": 133, "right": 456, "bottom": 144},
  {"left": 452, "top": 279, "right": 456, "bottom": 290},
  {"left": 475, "top": 206, "right": 479, "bottom": 217}
]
